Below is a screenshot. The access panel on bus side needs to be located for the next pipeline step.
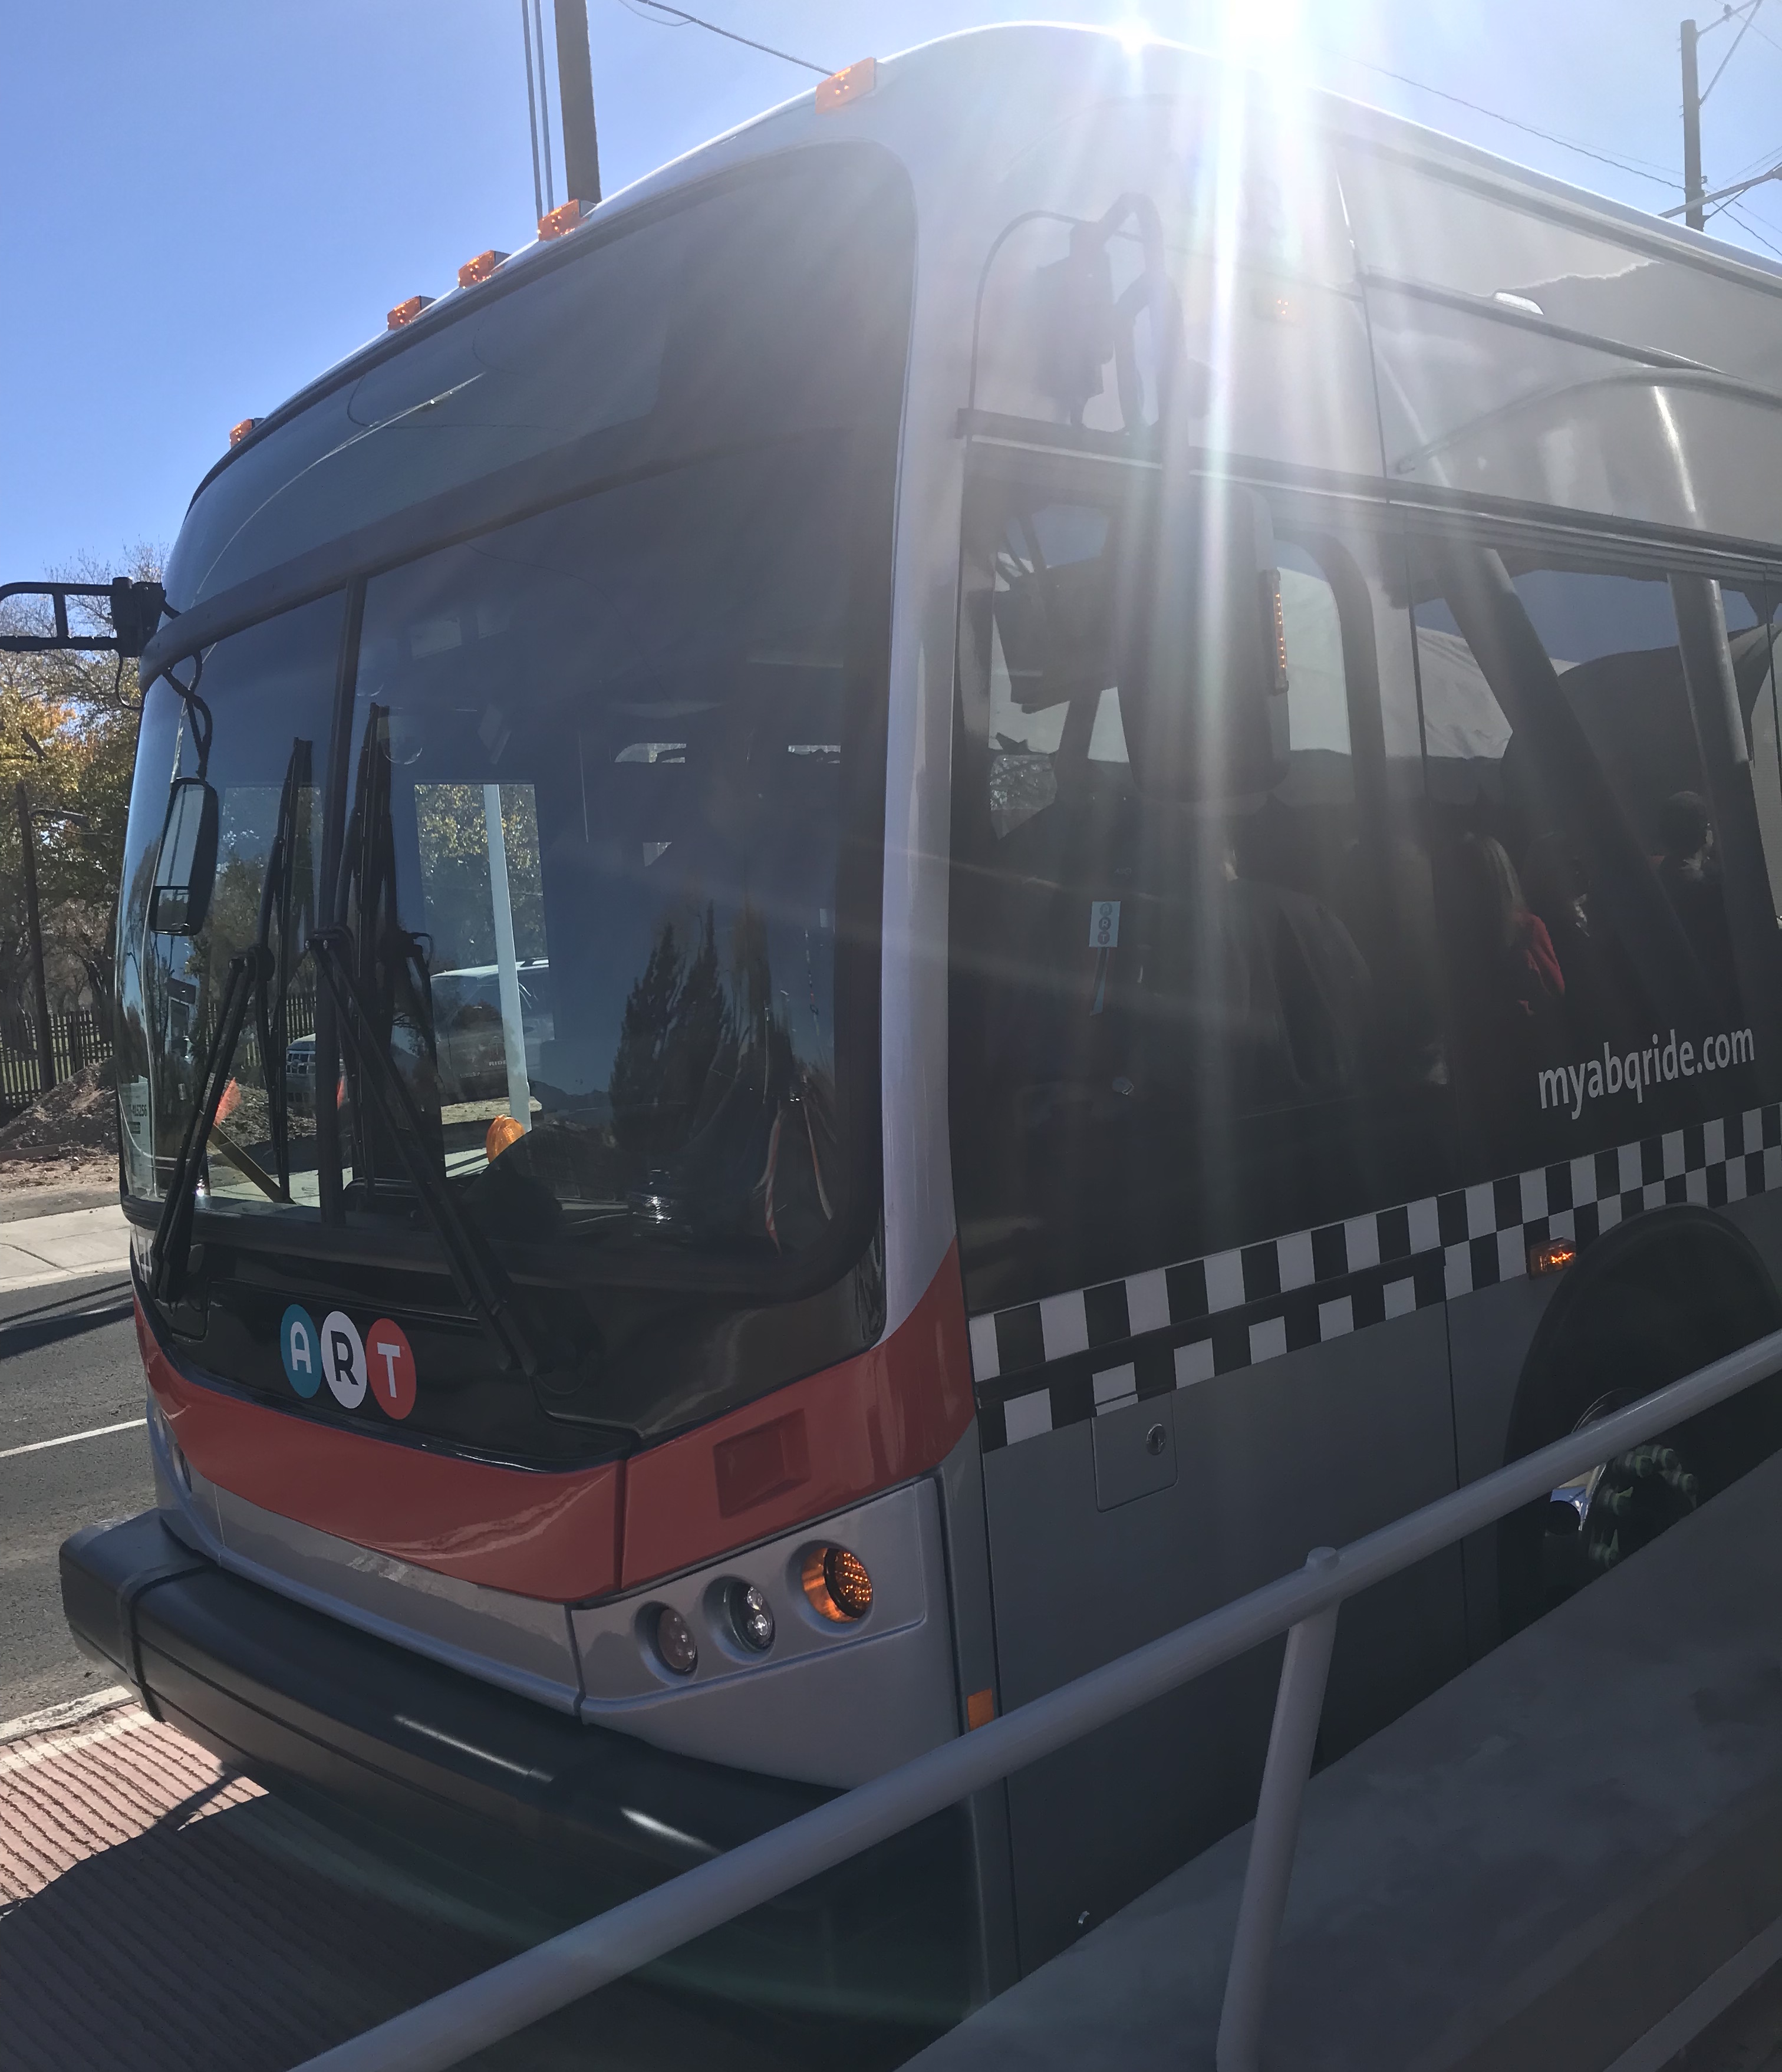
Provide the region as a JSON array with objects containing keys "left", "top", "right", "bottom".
[{"left": 948, "top": 457, "right": 1470, "bottom": 1968}]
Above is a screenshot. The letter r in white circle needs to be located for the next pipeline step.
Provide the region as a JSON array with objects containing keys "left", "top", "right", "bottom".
[{"left": 319, "top": 1310, "right": 367, "bottom": 1408}]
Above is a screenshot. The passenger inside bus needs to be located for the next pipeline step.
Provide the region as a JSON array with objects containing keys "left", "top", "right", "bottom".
[{"left": 1655, "top": 788, "right": 1738, "bottom": 1010}]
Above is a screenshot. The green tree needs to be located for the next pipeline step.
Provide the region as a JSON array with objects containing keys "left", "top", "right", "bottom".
[{"left": 0, "top": 546, "right": 162, "bottom": 1020}]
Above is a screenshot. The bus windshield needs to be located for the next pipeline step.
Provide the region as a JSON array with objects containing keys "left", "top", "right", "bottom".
[
  {"left": 119, "top": 156, "right": 911, "bottom": 1293},
  {"left": 120, "top": 434, "right": 881, "bottom": 1276}
]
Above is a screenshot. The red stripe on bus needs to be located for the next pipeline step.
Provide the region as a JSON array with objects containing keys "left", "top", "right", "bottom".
[
  {"left": 619, "top": 1244, "right": 974, "bottom": 1589},
  {"left": 137, "top": 1302, "right": 622, "bottom": 1599},
  {"left": 135, "top": 1244, "right": 973, "bottom": 1603}
]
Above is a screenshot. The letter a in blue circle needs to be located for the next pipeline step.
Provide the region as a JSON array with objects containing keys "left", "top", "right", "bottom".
[{"left": 281, "top": 1304, "right": 321, "bottom": 1398}]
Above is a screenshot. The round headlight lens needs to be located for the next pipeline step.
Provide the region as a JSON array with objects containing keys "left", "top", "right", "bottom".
[
  {"left": 729, "top": 1582, "right": 776, "bottom": 1653},
  {"left": 801, "top": 1544, "right": 874, "bottom": 1622},
  {"left": 654, "top": 1605, "right": 699, "bottom": 1676}
]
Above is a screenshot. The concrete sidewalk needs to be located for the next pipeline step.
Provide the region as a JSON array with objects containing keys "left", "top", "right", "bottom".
[
  {"left": 910, "top": 1448, "right": 1782, "bottom": 2072},
  {"left": 0, "top": 1203, "right": 130, "bottom": 1295}
]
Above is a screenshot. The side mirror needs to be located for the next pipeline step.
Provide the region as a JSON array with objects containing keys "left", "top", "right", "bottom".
[
  {"left": 1115, "top": 486, "right": 1292, "bottom": 802},
  {"left": 109, "top": 578, "right": 166, "bottom": 658},
  {"left": 148, "top": 778, "right": 219, "bottom": 935}
]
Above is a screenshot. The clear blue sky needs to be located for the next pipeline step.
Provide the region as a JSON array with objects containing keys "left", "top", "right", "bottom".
[{"left": 5, "top": 1, "right": 1782, "bottom": 582}]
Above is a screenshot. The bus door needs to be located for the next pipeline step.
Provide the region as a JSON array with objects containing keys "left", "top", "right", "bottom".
[
  {"left": 1403, "top": 534, "right": 1782, "bottom": 1642},
  {"left": 949, "top": 454, "right": 1466, "bottom": 1966}
]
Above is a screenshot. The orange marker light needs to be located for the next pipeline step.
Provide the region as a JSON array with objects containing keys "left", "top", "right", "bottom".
[
  {"left": 486, "top": 1114, "right": 525, "bottom": 1161},
  {"left": 801, "top": 1544, "right": 874, "bottom": 1621},
  {"left": 538, "top": 199, "right": 582, "bottom": 241},
  {"left": 228, "top": 417, "right": 261, "bottom": 447},
  {"left": 966, "top": 1687, "right": 996, "bottom": 1731},
  {"left": 1529, "top": 1237, "right": 1577, "bottom": 1277},
  {"left": 457, "top": 249, "right": 509, "bottom": 289},
  {"left": 387, "top": 295, "right": 435, "bottom": 330},
  {"left": 816, "top": 56, "right": 877, "bottom": 111}
]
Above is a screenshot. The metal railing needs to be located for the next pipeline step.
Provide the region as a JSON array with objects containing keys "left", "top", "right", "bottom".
[{"left": 292, "top": 1323, "right": 1782, "bottom": 2072}]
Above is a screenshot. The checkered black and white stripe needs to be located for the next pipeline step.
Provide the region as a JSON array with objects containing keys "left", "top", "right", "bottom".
[{"left": 971, "top": 1104, "right": 1782, "bottom": 1451}]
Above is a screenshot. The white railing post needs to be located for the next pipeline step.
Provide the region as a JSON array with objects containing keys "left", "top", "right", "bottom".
[{"left": 1216, "top": 1547, "right": 1342, "bottom": 2072}]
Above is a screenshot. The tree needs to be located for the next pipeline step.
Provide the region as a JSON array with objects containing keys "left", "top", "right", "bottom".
[{"left": 0, "top": 546, "right": 162, "bottom": 1023}]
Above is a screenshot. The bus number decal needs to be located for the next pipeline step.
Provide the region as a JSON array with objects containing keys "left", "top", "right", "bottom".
[
  {"left": 319, "top": 1311, "right": 368, "bottom": 1409},
  {"left": 367, "top": 1320, "right": 417, "bottom": 1421},
  {"left": 280, "top": 1304, "right": 321, "bottom": 1399}
]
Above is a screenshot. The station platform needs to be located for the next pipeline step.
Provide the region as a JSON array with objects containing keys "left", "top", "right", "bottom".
[{"left": 910, "top": 1447, "right": 1782, "bottom": 2072}]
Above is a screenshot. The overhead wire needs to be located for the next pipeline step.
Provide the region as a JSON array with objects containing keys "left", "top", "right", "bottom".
[
  {"left": 1725, "top": 199, "right": 1782, "bottom": 256},
  {"left": 616, "top": 0, "right": 826, "bottom": 74},
  {"left": 1701, "top": 0, "right": 1767, "bottom": 101},
  {"left": 1315, "top": 45, "right": 1681, "bottom": 189}
]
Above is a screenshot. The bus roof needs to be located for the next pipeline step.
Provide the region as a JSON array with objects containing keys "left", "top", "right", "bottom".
[{"left": 206, "top": 21, "right": 1782, "bottom": 499}]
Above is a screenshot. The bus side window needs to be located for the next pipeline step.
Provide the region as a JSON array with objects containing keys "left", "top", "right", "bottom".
[
  {"left": 1409, "top": 549, "right": 1782, "bottom": 1172},
  {"left": 951, "top": 480, "right": 1452, "bottom": 1306}
]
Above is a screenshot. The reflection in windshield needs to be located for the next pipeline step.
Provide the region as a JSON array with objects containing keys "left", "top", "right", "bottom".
[
  {"left": 121, "top": 440, "right": 871, "bottom": 1272},
  {"left": 340, "top": 439, "right": 855, "bottom": 1261},
  {"left": 116, "top": 598, "right": 339, "bottom": 1207}
]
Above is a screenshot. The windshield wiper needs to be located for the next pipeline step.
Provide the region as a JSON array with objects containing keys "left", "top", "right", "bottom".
[
  {"left": 147, "top": 736, "right": 314, "bottom": 1303},
  {"left": 148, "top": 943, "right": 274, "bottom": 1305},
  {"left": 254, "top": 739, "right": 311, "bottom": 1197},
  {"left": 308, "top": 925, "right": 541, "bottom": 1378}
]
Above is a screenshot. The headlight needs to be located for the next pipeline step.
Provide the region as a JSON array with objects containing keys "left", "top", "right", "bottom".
[
  {"left": 653, "top": 1605, "right": 699, "bottom": 1676},
  {"left": 727, "top": 1581, "right": 775, "bottom": 1653}
]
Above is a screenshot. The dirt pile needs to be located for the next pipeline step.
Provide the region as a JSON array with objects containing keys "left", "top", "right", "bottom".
[{"left": 0, "top": 1059, "right": 118, "bottom": 1181}]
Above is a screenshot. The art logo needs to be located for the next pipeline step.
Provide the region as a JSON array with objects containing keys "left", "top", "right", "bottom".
[{"left": 280, "top": 1304, "right": 417, "bottom": 1419}]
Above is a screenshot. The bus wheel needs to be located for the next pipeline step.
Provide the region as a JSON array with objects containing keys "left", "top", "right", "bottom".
[
  {"left": 1542, "top": 1393, "right": 1702, "bottom": 1606},
  {"left": 1496, "top": 1207, "right": 1782, "bottom": 1639}
]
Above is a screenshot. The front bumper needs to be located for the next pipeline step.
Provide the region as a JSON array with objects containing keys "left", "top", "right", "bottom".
[
  {"left": 62, "top": 1510, "right": 824, "bottom": 1882},
  {"left": 60, "top": 1511, "right": 977, "bottom": 2024}
]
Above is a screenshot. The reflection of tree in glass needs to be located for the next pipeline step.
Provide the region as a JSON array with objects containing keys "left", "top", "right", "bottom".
[
  {"left": 609, "top": 905, "right": 734, "bottom": 1171},
  {"left": 608, "top": 897, "right": 839, "bottom": 1251},
  {"left": 415, "top": 784, "right": 545, "bottom": 970}
]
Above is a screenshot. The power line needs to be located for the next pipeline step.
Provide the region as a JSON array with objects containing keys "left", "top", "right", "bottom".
[
  {"left": 1726, "top": 199, "right": 1782, "bottom": 255},
  {"left": 1698, "top": 0, "right": 1763, "bottom": 36},
  {"left": 1320, "top": 47, "right": 1681, "bottom": 188},
  {"left": 1701, "top": 0, "right": 1768, "bottom": 101},
  {"left": 617, "top": 0, "right": 826, "bottom": 74}
]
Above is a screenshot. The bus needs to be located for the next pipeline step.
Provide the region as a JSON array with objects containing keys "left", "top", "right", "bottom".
[{"left": 65, "top": 19, "right": 1782, "bottom": 2033}]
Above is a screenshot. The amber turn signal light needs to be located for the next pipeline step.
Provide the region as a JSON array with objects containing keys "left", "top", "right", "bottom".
[
  {"left": 802, "top": 1544, "right": 874, "bottom": 1622},
  {"left": 457, "top": 249, "right": 509, "bottom": 289},
  {"left": 485, "top": 1114, "right": 524, "bottom": 1162},
  {"left": 538, "top": 199, "right": 583, "bottom": 240},
  {"left": 1529, "top": 1237, "right": 1577, "bottom": 1277},
  {"left": 228, "top": 417, "right": 261, "bottom": 447},
  {"left": 816, "top": 57, "right": 877, "bottom": 111}
]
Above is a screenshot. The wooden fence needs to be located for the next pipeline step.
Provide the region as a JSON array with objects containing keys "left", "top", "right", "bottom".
[
  {"left": 0, "top": 992, "right": 318, "bottom": 1122},
  {"left": 0, "top": 1011, "right": 113, "bottom": 1120}
]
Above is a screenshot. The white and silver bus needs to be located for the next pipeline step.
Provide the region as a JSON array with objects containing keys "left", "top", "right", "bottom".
[{"left": 68, "top": 21, "right": 1782, "bottom": 2031}]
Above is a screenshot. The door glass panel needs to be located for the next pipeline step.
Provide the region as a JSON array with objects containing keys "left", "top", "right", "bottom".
[{"left": 1409, "top": 547, "right": 1782, "bottom": 1170}]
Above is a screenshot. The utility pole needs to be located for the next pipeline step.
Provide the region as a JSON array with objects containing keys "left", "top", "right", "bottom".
[
  {"left": 14, "top": 785, "right": 55, "bottom": 1095},
  {"left": 1683, "top": 17, "right": 1706, "bottom": 230},
  {"left": 555, "top": 0, "right": 601, "bottom": 208}
]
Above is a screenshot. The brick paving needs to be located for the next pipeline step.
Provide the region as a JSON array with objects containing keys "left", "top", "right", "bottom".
[{"left": 0, "top": 1691, "right": 805, "bottom": 2072}]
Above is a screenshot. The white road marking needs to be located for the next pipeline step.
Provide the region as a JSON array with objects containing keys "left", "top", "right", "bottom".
[{"left": 0, "top": 1415, "right": 147, "bottom": 1461}]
